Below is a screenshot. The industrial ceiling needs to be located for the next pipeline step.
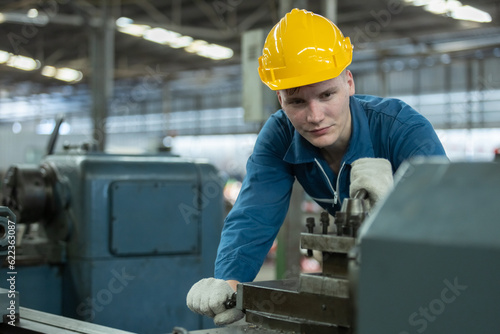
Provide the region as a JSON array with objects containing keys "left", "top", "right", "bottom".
[{"left": 0, "top": 0, "right": 498, "bottom": 89}]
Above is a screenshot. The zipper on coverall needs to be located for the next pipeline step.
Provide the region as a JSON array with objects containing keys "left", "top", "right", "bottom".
[{"left": 314, "top": 158, "right": 346, "bottom": 207}]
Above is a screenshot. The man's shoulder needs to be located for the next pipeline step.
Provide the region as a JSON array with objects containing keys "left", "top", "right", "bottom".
[
  {"left": 353, "top": 94, "right": 423, "bottom": 123},
  {"left": 256, "top": 109, "right": 295, "bottom": 150},
  {"left": 354, "top": 94, "right": 411, "bottom": 114},
  {"left": 263, "top": 109, "right": 295, "bottom": 133}
]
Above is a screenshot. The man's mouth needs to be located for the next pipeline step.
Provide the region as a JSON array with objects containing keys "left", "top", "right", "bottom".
[{"left": 308, "top": 126, "right": 331, "bottom": 136}]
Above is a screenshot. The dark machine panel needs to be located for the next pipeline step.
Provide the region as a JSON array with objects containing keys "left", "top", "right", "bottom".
[{"left": 110, "top": 180, "right": 200, "bottom": 256}]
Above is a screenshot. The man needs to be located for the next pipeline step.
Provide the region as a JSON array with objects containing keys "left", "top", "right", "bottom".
[{"left": 187, "top": 8, "right": 447, "bottom": 326}]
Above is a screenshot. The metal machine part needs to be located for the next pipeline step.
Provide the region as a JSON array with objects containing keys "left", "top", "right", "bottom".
[
  {"left": 0, "top": 207, "right": 19, "bottom": 324},
  {"left": 334, "top": 189, "right": 368, "bottom": 238},
  {"left": 0, "top": 307, "right": 134, "bottom": 334},
  {"left": 1, "top": 162, "right": 71, "bottom": 242},
  {"left": 195, "top": 159, "right": 500, "bottom": 334},
  {"left": 171, "top": 324, "right": 285, "bottom": 334},
  {"left": 234, "top": 189, "right": 371, "bottom": 333},
  {"left": 356, "top": 159, "right": 500, "bottom": 334},
  {"left": 2, "top": 164, "right": 56, "bottom": 225},
  {"left": 0, "top": 153, "right": 225, "bottom": 333}
]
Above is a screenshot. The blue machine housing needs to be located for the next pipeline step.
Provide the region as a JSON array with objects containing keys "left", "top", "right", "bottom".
[{"left": 7, "top": 153, "right": 224, "bottom": 333}]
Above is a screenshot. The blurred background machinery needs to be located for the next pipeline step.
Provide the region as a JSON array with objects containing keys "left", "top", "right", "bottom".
[{"left": 0, "top": 126, "right": 225, "bottom": 333}]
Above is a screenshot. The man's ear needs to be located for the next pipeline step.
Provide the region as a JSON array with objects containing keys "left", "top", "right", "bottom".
[
  {"left": 276, "top": 90, "right": 284, "bottom": 108},
  {"left": 346, "top": 70, "right": 355, "bottom": 96}
]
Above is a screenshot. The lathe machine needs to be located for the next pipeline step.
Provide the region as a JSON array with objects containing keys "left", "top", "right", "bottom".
[
  {"left": 1, "top": 136, "right": 225, "bottom": 333},
  {"left": 178, "top": 158, "right": 500, "bottom": 334}
]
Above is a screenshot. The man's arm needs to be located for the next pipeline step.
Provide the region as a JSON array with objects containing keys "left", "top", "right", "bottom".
[
  {"left": 186, "top": 111, "right": 296, "bottom": 325},
  {"left": 214, "top": 112, "right": 296, "bottom": 283}
]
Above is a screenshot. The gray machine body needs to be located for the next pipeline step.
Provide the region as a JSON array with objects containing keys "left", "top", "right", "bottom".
[{"left": 357, "top": 159, "right": 500, "bottom": 334}]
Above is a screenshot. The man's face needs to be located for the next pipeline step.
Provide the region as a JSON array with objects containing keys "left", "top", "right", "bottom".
[{"left": 277, "top": 71, "right": 355, "bottom": 151}]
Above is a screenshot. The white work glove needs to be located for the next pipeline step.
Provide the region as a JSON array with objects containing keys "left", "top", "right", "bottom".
[
  {"left": 349, "top": 158, "right": 394, "bottom": 211},
  {"left": 186, "top": 278, "right": 244, "bottom": 326}
]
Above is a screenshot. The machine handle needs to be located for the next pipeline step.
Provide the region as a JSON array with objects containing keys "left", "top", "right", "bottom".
[{"left": 224, "top": 292, "right": 237, "bottom": 309}]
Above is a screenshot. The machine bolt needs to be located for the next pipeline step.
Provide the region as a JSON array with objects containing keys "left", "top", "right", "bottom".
[
  {"left": 305, "top": 217, "right": 315, "bottom": 233},
  {"left": 305, "top": 217, "right": 315, "bottom": 257},
  {"left": 320, "top": 211, "right": 330, "bottom": 234}
]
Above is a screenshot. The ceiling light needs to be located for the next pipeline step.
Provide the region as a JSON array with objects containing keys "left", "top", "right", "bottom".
[
  {"left": 197, "top": 44, "right": 234, "bottom": 60},
  {"left": 404, "top": 0, "right": 433, "bottom": 6},
  {"left": 185, "top": 40, "right": 233, "bottom": 60},
  {"left": 43, "top": 65, "right": 83, "bottom": 82},
  {"left": 117, "top": 24, "right": 150, "bottom": 37},
  {"left": 143, "top": 28, "right": 180, "bottom": 44},
  {"left": 451, "top": 5, "right": 492, "bottom": 23},
  {"left": 27, "top": 8, "right": 38, "bottom": 18},
  {"left": 7, "top": 55, "right": 38, "bottom": 71},
  {"left": 0, "top": 13, "right": 5, "bottom": 24},
  {"left": 116, "top": 17, "right": 133, "bottom": 27},
  {"left": 425, "top": 0, "right": 460, "bottom": 14},
  {"left": 406, "top": 0, "right": 492, "bottom": 23},
  {"left": 0, "top": 50, "right": 10, "bottom": 63},
  {"left": 185, "top": 40, "right": 208, "bottom": 53},
  {"left": 169, "top": 36, "right": 193, "bottom": 48},
  {"left": 42, "top": 65, "right": 56, "bottom": 77},
  {"left": 55, "top": 67, "right": 83, "bottom": 82},
  {"left": 116, "top": 18, "right": 234, "bottom": 60}
]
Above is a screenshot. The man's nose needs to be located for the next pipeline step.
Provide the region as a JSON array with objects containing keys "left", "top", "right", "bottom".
[{"left": 306, "top": 100, "right": 324, "bottom": 123}]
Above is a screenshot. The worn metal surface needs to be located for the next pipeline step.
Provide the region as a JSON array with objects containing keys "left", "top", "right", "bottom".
[
  {"left": 321, "top": 252, "right": 349, "bottom": 277},
  {"left": 0, "top": 307, "right": 134, "bottom": 334},
  {"left": 299, "top": 273, "right": 350, "bottom": 298},
  {"left": 238, "top": 279, "right": 352, "bottom": 327},
  {"left": 334, "top": 196, "right": 367, "bottom": 238},
  {"left": 179, "top": 323, "right": 284, "bottom": 334},
  {"left": 300, "top": 234, "right": 355, "bottom": 253},
  {"left": 245, "top": 311, "right": 351, "bottom": 334}
]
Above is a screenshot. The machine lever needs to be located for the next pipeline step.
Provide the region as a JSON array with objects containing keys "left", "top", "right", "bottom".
[{"left": 224, "top": 292, "right": 237, "bottom": 309}]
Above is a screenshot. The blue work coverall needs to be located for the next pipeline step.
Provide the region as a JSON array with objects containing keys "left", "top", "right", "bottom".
[{"left": 215, "top": 94, "right": 447, "bottom": 283}]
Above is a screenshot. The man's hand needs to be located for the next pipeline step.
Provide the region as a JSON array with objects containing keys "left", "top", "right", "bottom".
[
  {"left": 349, "top": 158, "right": 393, "bottom": 210},
  {"left": 186, "top": 278, "right": 244, "bottom": 326}
]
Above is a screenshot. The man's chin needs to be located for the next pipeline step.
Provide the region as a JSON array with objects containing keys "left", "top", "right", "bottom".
[{"left": 306, "top": 137, "right": 335, "bottom": 149}]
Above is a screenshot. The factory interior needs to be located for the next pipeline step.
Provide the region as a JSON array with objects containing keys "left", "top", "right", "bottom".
[{"left": 0, "top": 0, "right": 499, "bottom": 333}]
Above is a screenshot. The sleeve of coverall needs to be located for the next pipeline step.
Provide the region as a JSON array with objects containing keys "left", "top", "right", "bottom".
[{"left": 214, "top": 112, "right": 295, "bottom": 283}]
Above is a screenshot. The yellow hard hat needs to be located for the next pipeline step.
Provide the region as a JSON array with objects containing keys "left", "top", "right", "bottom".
[{"left": 258, "top": 8, "right": 353, "bottom": 91}]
